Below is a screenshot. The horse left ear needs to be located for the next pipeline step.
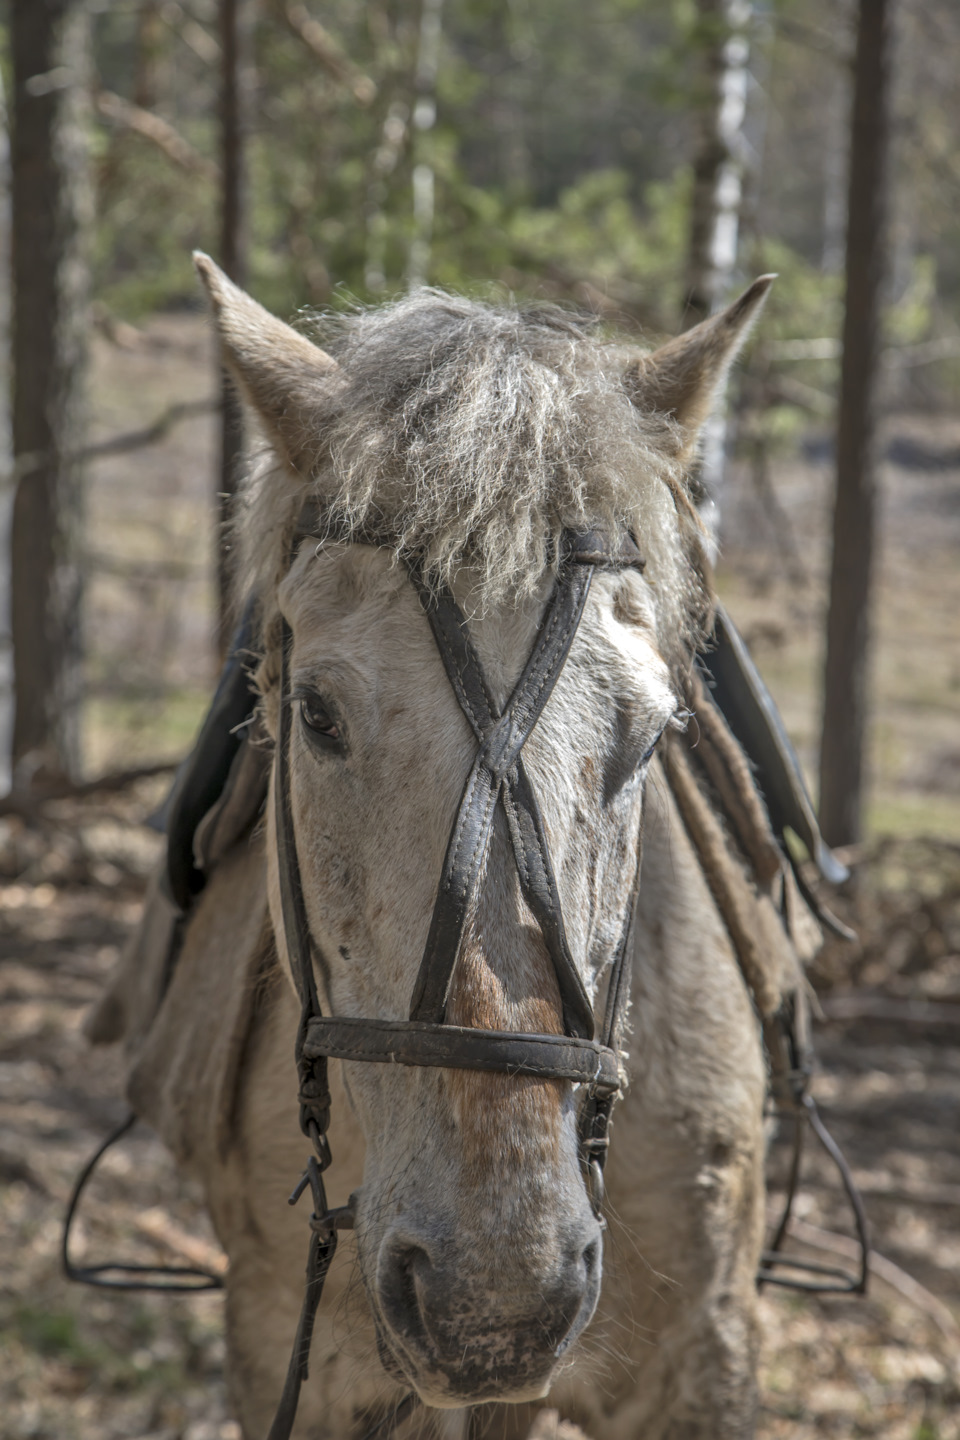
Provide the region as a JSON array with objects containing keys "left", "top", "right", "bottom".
[{"left": 624, "top": 276, "right": 775, "bottom": 462}]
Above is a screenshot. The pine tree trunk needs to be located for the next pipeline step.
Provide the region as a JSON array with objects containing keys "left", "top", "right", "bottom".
[
  {"left": 217, "top": 0, "right": 250, "bottom": 654},
  {"left": 818, "top": 0, "right": 893, "bottom": 847},
  {"left": 10, "top": 0, "right": 91, "bottom": 786}
]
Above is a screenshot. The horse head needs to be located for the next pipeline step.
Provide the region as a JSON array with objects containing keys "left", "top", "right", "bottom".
[{"left": 195, "top": 256, "right": 770, "bottom": 1408}]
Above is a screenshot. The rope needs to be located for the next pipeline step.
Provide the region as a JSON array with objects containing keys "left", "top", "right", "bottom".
[
  {"left": 661, "top": 731, "right": 781, "bottom": 1017},
  {"left": 684, "top": 669, "right": 784, "bottom": 888}
]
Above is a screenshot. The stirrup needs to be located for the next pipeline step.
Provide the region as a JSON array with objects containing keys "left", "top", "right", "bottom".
[
  {"left": 63, "top": 1111, "right": 225, "bottom": 1293},
  {"left": 758, "top": 1091, "right": 869, "bottom": 1294}
]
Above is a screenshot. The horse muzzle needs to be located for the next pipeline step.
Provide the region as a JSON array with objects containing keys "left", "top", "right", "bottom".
[{"left": 371, "top": 1220, "right": 603, "bottom": 1404}]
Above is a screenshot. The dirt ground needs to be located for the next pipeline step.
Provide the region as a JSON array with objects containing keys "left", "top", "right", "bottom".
[
  {"left": 1, "top": 789, "right": 958, "bottom": 1439},
  {"left": 1, "top": 315, "right": 958, "bottom": 1438}
]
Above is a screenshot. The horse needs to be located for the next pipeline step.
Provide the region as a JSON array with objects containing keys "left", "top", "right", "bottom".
[{"left": 86, "top": 257, "right": 821, "bottom": 1440}]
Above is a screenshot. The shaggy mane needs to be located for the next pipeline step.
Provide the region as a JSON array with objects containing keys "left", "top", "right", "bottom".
[{"left": 236, "top": 289, "right": 711, "bottom": 675}]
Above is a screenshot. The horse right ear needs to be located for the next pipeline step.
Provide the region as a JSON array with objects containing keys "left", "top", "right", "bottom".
[{"left": 193, "top": 252, "right": 339, "bottom": 476}]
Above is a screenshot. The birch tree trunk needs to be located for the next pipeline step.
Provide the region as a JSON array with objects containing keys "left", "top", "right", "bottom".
[
  {"left": 407, "top": 0, "right": 444, "bottom": 290},
  {"left": 685, "top": 0, "right": 751, "bottom": 324},
  {"left": 217, "top": 0, "right": 250, "bottom": 653},
  {"left": 818, "top": 0, "right": 894, "bottom": 847},
  {"left": 10, "top": 0, "right": 91, "bottom": 786},
  {"left": 683, "top": 0, "right": 752, "bottom": 545}
]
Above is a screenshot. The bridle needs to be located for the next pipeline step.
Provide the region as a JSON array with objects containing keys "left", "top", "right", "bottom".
[
  {"left": 61, "top": 519, "right": 869, "bottom": 1440},
  {"left": 267, "top": 526, "right": 647, "bottom": 1439}
]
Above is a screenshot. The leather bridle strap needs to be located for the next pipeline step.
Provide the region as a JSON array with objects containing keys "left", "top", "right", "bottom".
[
  {"left": 301, "top": 1017, "right": 620, "bottom": 1090},
  {"left": 265, "top": 627, "right": 346, "bottom": 1440},
  {"left": 406, "top": 557, "right": 596, "bottom": 1038},
  {"left": 276, "top": 623, "right": 334, "bottom": 1152},
  {"left": 264, "top": 529, "right": 644, "bottom": 1440}
]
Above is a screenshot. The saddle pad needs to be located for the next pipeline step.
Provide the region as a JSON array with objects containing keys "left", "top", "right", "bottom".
[{"left": 125, "top": 836, "right": 272, "bottom": 1171}]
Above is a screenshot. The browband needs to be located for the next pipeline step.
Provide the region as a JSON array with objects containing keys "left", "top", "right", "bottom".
[{"left": 290, "top": 503, "right": 646, "bottom": 576}]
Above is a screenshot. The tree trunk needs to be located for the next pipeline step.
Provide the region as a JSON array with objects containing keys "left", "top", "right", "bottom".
[
  {"left": 684, "top": 0, "right": 751, "bottom": 327},
  {"left": 134, "top": 1, "right": 166, "bottom": 112},
  {"left": 821, "top": 61, "right": 847, "bottom": 275},
  {"left": 217, "top": 0, "right": 250, "bottom": 654},
  {"left": 818, "top": 0, "right": 893, "bottom": 847},
  {"left": 683, "top": 0, "right": 752, "bottom": 545},
  {"left": 407, "top": 0, "right": 444, "bottom": 290},
  {"left": 0, "top": 69, "right": 13, "bottom": 793},
  {"left": 10, "top": 0, "right": 91, "bottom": 786}
]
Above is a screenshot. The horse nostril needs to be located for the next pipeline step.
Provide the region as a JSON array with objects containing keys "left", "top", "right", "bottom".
[
  {"left": 553, "top": 1231, "right": 603, "bottom": 1357},
  {"left": 581, "top": 1237, "right": 601, "bottom": 1282},
  {"left": 377, "top": 1239, "right": 433, "bottom": 1350}
]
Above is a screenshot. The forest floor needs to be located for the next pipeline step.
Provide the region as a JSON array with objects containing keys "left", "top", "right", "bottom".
[
  {"left": 0, "top": 314, "right": 958, "bottom": 1438},
  {"left": 1, "top": 788, "right": 958, "bottom": 1440}
]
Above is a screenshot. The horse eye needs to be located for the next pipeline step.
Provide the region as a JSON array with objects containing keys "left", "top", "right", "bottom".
[
  {"left": 639, "top": 739, "right": 658, "bottom": 767},
  {"left": 299, "top": 695, "right": 342, "bottom": 745},
  {"left": 638, "top": 720, "right": 671, "bottom": 769}
]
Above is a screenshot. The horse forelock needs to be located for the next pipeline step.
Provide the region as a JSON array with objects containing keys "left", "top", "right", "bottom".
[{"left": 234, "top": 290, "right": 712, "bottom": 696}]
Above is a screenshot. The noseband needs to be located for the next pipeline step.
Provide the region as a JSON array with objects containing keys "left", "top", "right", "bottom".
[{"left": 267, "top": 527, "right": 646, "bottom": 1439}]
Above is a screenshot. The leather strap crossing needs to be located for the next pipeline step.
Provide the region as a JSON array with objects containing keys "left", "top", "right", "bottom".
[
  {"left": 407, "top": 563, "right": 596, "bottom": 1038},
  {"left": 215, "top": 532, "right": 641, "bottom": 1440},
  {"left": 61, "top": 505, "right": 868, "bottom": 1440}
]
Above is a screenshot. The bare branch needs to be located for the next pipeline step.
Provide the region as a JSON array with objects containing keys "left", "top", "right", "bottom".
[
  {"left": 277, "top": 2, "right": 376, "bottom": 106},
  {"left": 159, "top": 0, "right": 221, "bottom": 64},
  {"left": 134, "top": 1207, "right": 228, "bottom": 1275},
  {"left": 84, "top": 551, "right": 206, "bottom": 581},
  {"left": 3, "top": 397, "right": 220, "bottom": 489},
  {"left": 819, "top": 992, "right": 960, "bottom": 1029},
  {"left": 771, "top": 335, "right": 960, "bottom": 368},
  {"left": 95, "top": 89, "right": 219, "bottom": 179},
  {"left": 888, "top": 334, "right": 960, "bottom": 368},
  {"left": 0, "top": 760, "right": 179, "bottom": 817},
  {"left": 78, "top": 397, "right": 220, "bottom": 462},
  {"left": 795, "top": 1172, "right": 960, "bottom": 1211}
]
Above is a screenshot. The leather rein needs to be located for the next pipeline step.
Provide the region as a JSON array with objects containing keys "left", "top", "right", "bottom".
[{"left": 266, "top": 527, "right": 646, "bottom": 1439}]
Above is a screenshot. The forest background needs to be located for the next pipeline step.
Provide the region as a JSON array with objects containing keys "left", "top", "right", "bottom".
[
  {"left": 2, "top": 2, "right": 960, "bottom": 1438},
  {"left": 3, "top": 0, "right": 960, "bottom": 842}
]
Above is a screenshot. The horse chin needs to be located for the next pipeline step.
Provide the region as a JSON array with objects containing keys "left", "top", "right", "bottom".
[
  {"left": 417, "top": 1378, "right": 553, "bottom": 1410},
  {"left": 374, "top": 1320, "right": 555, "bottom": 1408}
]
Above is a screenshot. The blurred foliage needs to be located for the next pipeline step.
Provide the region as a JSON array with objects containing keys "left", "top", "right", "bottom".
[
  {"left": 1, "top": 0, "right": 957, "bottom": 398},
  {"left": 58, "top": 0, "right": 959, "bottom": 420},
  {"left": 84, "top": 0, "right": 708, "bottom": 328}
]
